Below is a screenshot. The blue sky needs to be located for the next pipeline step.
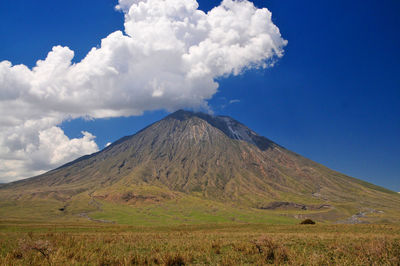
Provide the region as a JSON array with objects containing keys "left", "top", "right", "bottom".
[{"left": 0, "top": 0, "right": 399, "bottom": 191}]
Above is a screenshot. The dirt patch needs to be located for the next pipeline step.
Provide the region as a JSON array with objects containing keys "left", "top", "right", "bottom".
[
  {"left": 78, "top": 212, "right": 115, "bottom": 224},
  {"left": 260, "top": 201, "right": 331, "bottom": 211},
  {"left": 93, "top": 191, "right": 175, "bottom": 205},
  {"left": 337, "top": 209, "right": 384, "bottom": 224},
  {"left": 77, "top": 192, "right": 116, "bottom": 224}
]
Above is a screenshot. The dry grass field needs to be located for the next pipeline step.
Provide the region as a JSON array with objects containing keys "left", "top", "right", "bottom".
[{"left": 1, "top": 222, "right": 399, "bottom": 265}]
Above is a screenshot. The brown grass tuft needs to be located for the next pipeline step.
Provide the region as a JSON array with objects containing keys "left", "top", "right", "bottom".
[
  {"left": 253, "top": 235, "right": 289, "bottom": 264},
  {"left": 18, "top": 238, "right": 55, "bottom": 265},
  {"left": 164, "top": 253, "right": 186, "bottom": 266}
]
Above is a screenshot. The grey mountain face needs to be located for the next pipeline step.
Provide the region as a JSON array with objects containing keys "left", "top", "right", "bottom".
[{"left": 168, "top": 110, "right": 274, "bottom": 151}]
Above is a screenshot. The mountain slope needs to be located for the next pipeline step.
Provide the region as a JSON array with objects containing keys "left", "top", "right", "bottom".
[{"left": 1, "top": 110, "right": 399, "bottom": 224}]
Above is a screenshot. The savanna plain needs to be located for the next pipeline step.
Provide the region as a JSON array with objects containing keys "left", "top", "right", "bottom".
[{"left": 1, "top": 221, "right": 399, "bottom": 265}]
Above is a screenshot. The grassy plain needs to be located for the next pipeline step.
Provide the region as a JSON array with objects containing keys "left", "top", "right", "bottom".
[
  {"left": 1, "top": 185, "right": 399, "bottom": 265},
  {"left": 0, "top": 222, "right": 399, "bottom": 265}
]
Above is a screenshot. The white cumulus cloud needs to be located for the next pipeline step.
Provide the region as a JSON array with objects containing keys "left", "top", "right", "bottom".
[{"left": 0, "top": 0, "right": 286, "bottom": 182}]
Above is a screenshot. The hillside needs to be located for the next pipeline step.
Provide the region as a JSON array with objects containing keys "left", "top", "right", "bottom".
[{"left": 1, "top": 110, "right": 399, "bottom": 224}]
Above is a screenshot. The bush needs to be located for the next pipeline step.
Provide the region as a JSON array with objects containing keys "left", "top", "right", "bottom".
[{"left": 300, "top": 219, "right": 316, "bottom": 225}]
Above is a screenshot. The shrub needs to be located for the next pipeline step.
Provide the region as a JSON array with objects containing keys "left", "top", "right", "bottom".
[{"left": 300, "top": 219, "right": 316, "bottom": 225}]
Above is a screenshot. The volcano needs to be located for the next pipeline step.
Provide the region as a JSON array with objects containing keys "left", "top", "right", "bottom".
[{"left": 1, "top": 110, "right": 399, "bottom": 224}]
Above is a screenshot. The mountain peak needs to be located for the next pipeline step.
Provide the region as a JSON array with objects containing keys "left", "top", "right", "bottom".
[
  {"left": 167, "top": 109, "right": 197, "bottom": 121},
  {"left": 166, "top": 109, "right": 274, "bottom": 151}
]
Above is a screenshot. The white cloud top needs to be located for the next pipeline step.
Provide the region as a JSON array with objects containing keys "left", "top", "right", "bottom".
[{"left": 0, "top": 0, "right": 286, "bottom": 182}]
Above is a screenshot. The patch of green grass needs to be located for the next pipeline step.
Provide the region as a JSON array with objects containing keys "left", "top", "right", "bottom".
[
  {"left": 90, "top": 195, "right": 296, "bottom": 226},
  {"left": 0, "top": 200, "right": 65, "bottom": 221},
  {"left": 1, "top": 182, "right": 400, "bottom": 226}
]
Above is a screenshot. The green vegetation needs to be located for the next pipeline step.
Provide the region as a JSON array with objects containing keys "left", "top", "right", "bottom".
[
  {"left": 1, "top": 187, "right": 400, "bottom": 227},
  {"left": 0, "top": 193, "right": 297, "bottom": 226},
  {"left": 89, "top": 196, "right": 296, "bottom": 226},
  {"left": 0, "top": 223, "right": 399, "bottom": 265}
]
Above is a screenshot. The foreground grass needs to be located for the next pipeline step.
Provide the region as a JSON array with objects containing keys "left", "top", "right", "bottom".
[{"left": 0, "top": 223, "right": 399, "bottom": 265}]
